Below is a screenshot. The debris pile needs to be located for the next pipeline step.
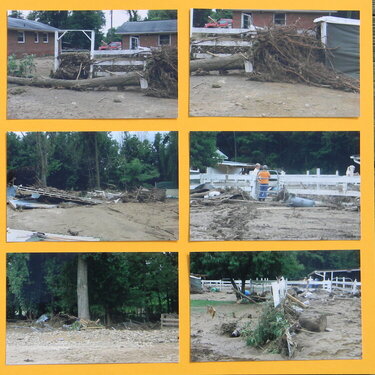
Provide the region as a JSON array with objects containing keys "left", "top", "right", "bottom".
[
  {"left": 245, "top": 26, "right": 359, "bottom": 92},
  {"left": 190, "top": 186, "right": 252, "bottom": 205},
  {"left": 51, "top": 53, "right": 91, "bottom": 80},
  {"left": 144, "top": 47, "right": 178, "bottom": 98}
]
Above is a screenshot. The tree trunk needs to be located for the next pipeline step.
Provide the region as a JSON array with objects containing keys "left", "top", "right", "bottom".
[
  {"left": 190, "top": 54, "right": 247, "bottom": 72},
  {"left": 8, "top": 72, "right": 141, "bottom": 90},
  {"left": 77, "top": 255, "right": 90, "bottom": 320},
  {"left": 35, "top": 132, "right": 47, "bottom": 187},
  {"left": 94, "top": 134, "right": 100, "bottom": 189}
]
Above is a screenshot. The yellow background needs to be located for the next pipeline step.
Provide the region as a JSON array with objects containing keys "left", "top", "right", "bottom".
[{"left": 1, "top": 0, "right": 374, "bottom": 373}]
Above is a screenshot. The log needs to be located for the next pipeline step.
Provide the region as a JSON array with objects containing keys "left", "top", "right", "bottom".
[
  {"left": 8, "top": 72, "right": 141, "bottom": 90},
  {"left": 299, "top": 313, "right": 327, "bottom": 332},
  {"left": 286, "top": 293, "right": 308, "bottom": 308},
  {"left": 190, "top": 53, "right": 248, "bottom": 72}
]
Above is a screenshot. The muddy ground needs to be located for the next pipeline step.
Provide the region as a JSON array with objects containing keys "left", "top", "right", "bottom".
[
  {"left": 7, "top": 200, "right": 178, "bottom": 241},
  {"left": 7, "top": 57, "right": 177, "bottom": 119},
  {"left": 190, "top": 74, "right": 360, "bottom": 117},
  {"left": 6, "top": 323, "right": 178, "bottom": 364},
  {"left": 191, "top": 290, "right": 362, "bottom": 362},
  {"left": 190, "top": 200, "right": 359, "bottom": 241}
]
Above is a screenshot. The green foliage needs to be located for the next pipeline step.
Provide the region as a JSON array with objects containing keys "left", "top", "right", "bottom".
[
  {"left": 146, "top": 10, "right": 177, "bottom": 20},
  {"left": 193, "top": 9, "right": 212, "bottom": 27},
  {"left": 243, "top": 305, "right": 289, "bottom": 349},
  {"left": 104, "top": 28, "right": 122, "bottom": 43},
  {"left": 190, "top": 132, "right": 223, "bottom": 172},
  {"left": 9, "top": 11, "right": 23, "bottom": 19},
  {"left": 8, "top": 131, "right": 177, "bottom": 191},
  {"left": 210, "top": 9, "right": 233, "bottom": 20},
  {"left": 216, "top": 131, "right": 360, "bottom": 174},
  {"left": 27, "top": 11, "right": 105, "bottom": 49},
  {"left": 127, "top": 10, "right": 141, "bottom": 22},
  {"left": 7, "top": 253, "right": 178, "bottom": 322},
  {"left": 8, "top": 54, "right": 36, "bottom": 77}
]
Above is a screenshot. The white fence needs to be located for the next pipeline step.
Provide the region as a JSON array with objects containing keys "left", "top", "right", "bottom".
[
  {"left": 190, "top": 170, "right": 360, "bottom": 198},
  {"left": 92, "top": 49, "right": 151, "bottom": 77},
  {"left": 201, "top": 278, "right": 360, "bottom": 294}
]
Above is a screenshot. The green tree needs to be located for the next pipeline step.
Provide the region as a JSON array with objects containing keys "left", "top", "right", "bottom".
[
  {"left": 9, "top": 11, "right": 23, "bottom": 19},
  {"left": 210, "top": 9, "right": 233, "bottom": 20},
  {"left": 127, "top": 10, "right": 141, "bottom": 22},
  {"left": 192, "top": 9, "right": 212, "bottom": 27},
  {"left": 146, "top": 10, "right": 177, "bottom": 20},
  {"left": 104, "top": 27, "right": 122, "bottom": 43},
  {"left": 190, "top": 132, "right": 223, "bottom": 172},
  {"left": 27, "top": 11, "right": 69, "bottom": 28},
  {"left": 191, "top": 252, "right": 303, "bottom": 293}
]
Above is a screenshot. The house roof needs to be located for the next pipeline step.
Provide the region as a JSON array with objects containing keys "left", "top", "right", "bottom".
[
  {"left": 116, "top": 19, "right": 177, "bottom": 35},
  {"left": 314, "top": 16, "right": 360, "bottom": 26},
  {"left": 8, "top": 17, "right": 60, "bottom": 32},
  {"left": 233, "top": 9, "right": 337, "bottom": 14}
]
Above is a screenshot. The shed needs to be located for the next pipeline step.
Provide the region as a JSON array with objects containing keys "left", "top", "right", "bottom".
[
  {"left": 314, "top": 16, "right": 360, "bottom": 78},
  {"left": 116, "top": 19, "right": 177, "bottom": 49},
  {"left": 8, "top": 17, "right": 60, "bottom": 57}
]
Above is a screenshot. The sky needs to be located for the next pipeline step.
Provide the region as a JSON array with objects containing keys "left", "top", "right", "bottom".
[{"left": 9, "top": 10, "right": 149, "bottom": 34}]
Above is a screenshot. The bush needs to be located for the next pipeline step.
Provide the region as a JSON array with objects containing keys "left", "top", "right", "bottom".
[
  {"left": 242, "top": 304, "right": 290, "bottom": 349},
  {"left": 8, "top": 54, "right": 36, "bottom": 77}
]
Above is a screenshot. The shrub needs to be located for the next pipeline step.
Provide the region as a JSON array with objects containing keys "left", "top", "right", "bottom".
[{"left": 8, "top": 54, "right": 36, "bottom": 77}]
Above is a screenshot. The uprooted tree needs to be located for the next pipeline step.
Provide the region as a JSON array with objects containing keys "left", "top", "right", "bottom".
[
  {"left": 7, "top": 47, "right": 178, "bottom": 98},
  {"left": 191, "top": 26, "right": 359, "bottom": 92}
]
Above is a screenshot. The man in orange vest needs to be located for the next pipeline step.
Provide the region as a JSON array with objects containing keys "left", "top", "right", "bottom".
[{"left": 257, "top": 165, "right": 271, "bottom": 201}]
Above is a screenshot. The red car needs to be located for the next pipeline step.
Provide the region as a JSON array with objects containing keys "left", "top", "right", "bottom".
[
  {"left": 99, "top": 41, "right": 122, "bottom": 50},
  {"left": 204, "top": 18, "right": 233, "bottom": 28}
]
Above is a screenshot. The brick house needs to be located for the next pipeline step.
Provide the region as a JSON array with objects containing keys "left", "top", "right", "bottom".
[
  {"left": 116, "top": 19, "right": 177, "bottom": 49},
  {"left": 232, "top": 10, "right": 336, "bottom": 29},
  {"left": 8, "top": 17, "right": 60, "bottom": 57}
]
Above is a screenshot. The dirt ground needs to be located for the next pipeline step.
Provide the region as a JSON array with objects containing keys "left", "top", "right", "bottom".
[
  {"left": 190, "top": 290, "right": 362, "bottom": 362},
  {"left": 190, "top": 74, "right": 360, "bottom": 117},
  {"left": 7, "top": 200, "right": 178, "bottom": 241},
  {"left": 190, "top": 201, "right": 360, "bottom": 241},
  {"left": 6, "top": 323, "right": 178, "bottom": 364},
  {"left": 7, "top": 57, "right": 177, "bottom": 119}
]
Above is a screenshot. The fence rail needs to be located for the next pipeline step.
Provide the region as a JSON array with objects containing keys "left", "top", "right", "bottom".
[
  {"left": 160, "top": 314, "right": 179, "bottom": 328},
  {"left": 191, "top": 172, "right": 360, "bottom": 197},
  {"left": 201, "top": 278, "right": 361, "bottom": 294}
]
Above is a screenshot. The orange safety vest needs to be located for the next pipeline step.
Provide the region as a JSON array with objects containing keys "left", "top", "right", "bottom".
[{"left": 258, "top": 170, "right": 270, "bottom": 184}]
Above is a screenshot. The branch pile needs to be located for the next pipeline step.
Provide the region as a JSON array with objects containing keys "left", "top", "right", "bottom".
[
  {"left": 143, "top": 47, "right": 178, "bottom": 98},
  {"left": 51, "top": 52, "right": 91, "bottom": 80},
  {"left": 246, "top": 26, "right": 359, "bottom": 92}
]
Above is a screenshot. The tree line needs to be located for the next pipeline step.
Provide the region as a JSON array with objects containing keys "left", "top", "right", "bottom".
[
  {"left": 7, "top": 253, "right": 178, "bottom": 323},
  {"left": 190, "top": 131, "right": 360, "bottom": 175},
  {"left": 191, "top": 251, "right": 360, "bottom": 293},
  {"left": 7, "top": 132, "right": 178, "bottom": 191}
]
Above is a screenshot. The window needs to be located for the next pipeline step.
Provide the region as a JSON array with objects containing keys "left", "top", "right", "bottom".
[
  {"left": 242, "top": 13, "right": 252, "bottom": 28},
  {"left": 159, "top": 34, "right": 171, "bottom": 46},
  {"left": 42, "top": 33, "right": 48, "bottom": 43},
  {"left": 130, "top": 36, "right": 139, "bottom": 50},
  {"left": 34, "top": 32, "right": 39, "bottom": 43},
  {"left": 274, "top": 13, "right": 286, "bottom": 25},
  {"left": 17, "top": 31, "right": 25, "bottom": 43}
]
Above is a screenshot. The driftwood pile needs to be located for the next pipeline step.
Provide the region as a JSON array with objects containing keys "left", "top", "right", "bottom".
[
  {"left": 245, "top": 26, "right": 359, "bottom": 92},
  {"left": 121, "top": 187, "right": 166, "bottom": 203},
  {"left": 51, "top": 52, "right": 91, "bottom": 80},
  {"left": 191, "top": 26, "right": 359, "bottom": 92},
  {"left": 144, "top": 47, "right": 178, "bottom": 98}
]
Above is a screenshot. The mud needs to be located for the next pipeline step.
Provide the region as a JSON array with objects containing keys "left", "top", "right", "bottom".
[
  {"left": 190, "top": 201, "right": 360, "bottom": 241},
  {"left": 189, "top": 74, "right": 360, "bottom": 117},
  {"left": 190, "top": 290, "right": 362, "bottom": 362},
  {"left": 6, "top": 323, "right": 178, "bottom": 364},
  {"left": 7, "top": 200, "right": 178, "bottom": 241},
  {"left": 7, "top": 57, "right": 177, "bottom": 119}
]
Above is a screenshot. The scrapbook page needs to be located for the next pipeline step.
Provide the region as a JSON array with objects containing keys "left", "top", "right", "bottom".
[{"left": 1, "top": 1, "right": 374, "bottom": 374}]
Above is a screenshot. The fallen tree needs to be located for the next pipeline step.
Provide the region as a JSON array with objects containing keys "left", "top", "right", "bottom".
[
  {"left": 8, "top": 72, "right": 141, "bottom": 90},
  {"left": 190, "top": 26, "right": 359, "bottom": 92}
]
